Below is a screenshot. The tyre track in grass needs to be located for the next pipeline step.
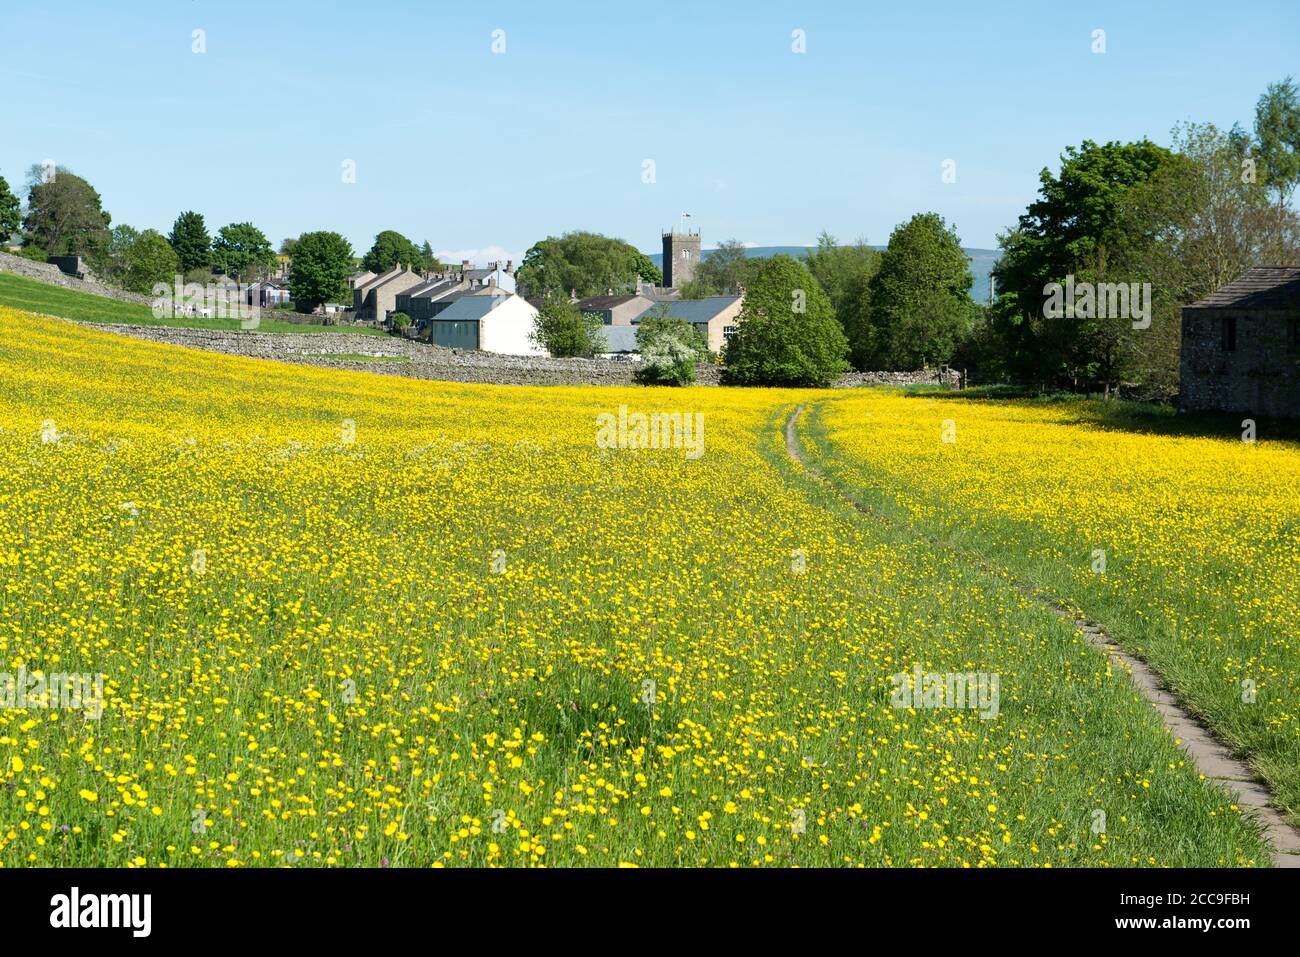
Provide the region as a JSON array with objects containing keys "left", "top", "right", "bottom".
[{"left": 783, "top": 402, "right": 1300, "bottom": 867}]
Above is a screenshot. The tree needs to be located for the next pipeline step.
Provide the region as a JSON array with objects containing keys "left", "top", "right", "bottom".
[
  {"left": 211, "top": 222, "right": 275, "bottom": 281},
  {"left": 419, "top": 240, "right": 442, "bottom": 271},
  {"left": 91, "top": 224, "right": 140, "bottom": 285},
  {"left": 361, "top": 230, "right": 425, "bottom": 275},
  {"left": 989, "top": 139, "right": 1174, "bottom": 385},
  {"left": 0, "top": 175, "right": 20, "bottom": 244},
  {"left": 1098, "top": 121, "right": 1299, "bottom": 397},
  {"left": 22, "top": 165, "right": 111, "bottom": 258},
  {"left": 515, "top": 232, "right": 662, "bottom": 299},
  {"left": 121, "top": 229, "right": 179, "bottom": 295},
  {"left": 530, "top": 293, "right": 606, "bottom": 357},
  {"left": 803, "top": 231, "right": 881, "bottom": 314},
  {"left": 679, "top": 239, "right": 760, "bottom": 298},
  {"left": 861, "top": 214, "right": 975, "bottom": 369},
  {"left": 721, "top": 256, "right": 849, "bottom": 386},
  {"left": 803, "top": 231, "right": 882, "bottom": 368},
  {"left": 1254, "top": 77, "right": 1300, "bottom": 246},
  {"left": 288, "top": 231, "right": 355, "bottom": 312},
  {"left": 635, "top": 310, "right": 709, "bottom": 385},
  {"left": 167, "top": 211, "right": 211, "bottom": 273},
  {"left": 280, "top": 237, "right": 300, "bottom": 257}
]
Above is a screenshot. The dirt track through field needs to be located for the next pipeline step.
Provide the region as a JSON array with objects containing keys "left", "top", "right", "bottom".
[{"left": 783, "top": 402, "right": 1300, "bottom": 868}]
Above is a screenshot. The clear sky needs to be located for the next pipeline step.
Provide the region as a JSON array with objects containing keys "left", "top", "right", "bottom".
[{"left": 2, "top": 0, "right": 1295, "bottom": 263}]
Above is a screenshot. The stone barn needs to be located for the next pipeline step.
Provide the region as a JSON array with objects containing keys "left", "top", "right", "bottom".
[{"left": 1179, "top": 266, "right": 1300, "bottom": 417}]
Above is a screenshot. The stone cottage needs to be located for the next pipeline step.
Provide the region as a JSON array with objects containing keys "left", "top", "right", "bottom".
[
  {"left": 1179, "top": 266, "right": 1300, "bottom": 417},
  {"left": 352, "top": 264, "right": 424, "bottom": 322}
]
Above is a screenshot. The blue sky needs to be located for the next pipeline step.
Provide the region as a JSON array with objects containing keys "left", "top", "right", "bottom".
[{"left": 1, "top": 0, "right": 1295, "bottom": 263}]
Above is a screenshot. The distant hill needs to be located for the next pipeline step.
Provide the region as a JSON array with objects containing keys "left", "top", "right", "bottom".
[{"left": 649, "top": 245, "right": 1001, "bottom": 304}]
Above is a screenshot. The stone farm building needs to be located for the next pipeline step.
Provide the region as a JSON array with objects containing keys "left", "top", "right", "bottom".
[{"left": 1180, "top": 265, "right": 1300, "bottom": 417}]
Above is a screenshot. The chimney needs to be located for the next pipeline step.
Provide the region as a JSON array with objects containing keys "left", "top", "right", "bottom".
[{"left": 505, "top": 260, "right": 512, "bottom": 273}]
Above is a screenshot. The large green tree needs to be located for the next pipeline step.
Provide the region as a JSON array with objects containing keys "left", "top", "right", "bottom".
[
  {"left": 529, "top": 293, "right": 606, "bottom": 357},
  {"left": 0, "top": 175, "right": 20, "bottom": 244},
  {"left": 804, "top": 231, "right": 881, "bottom": 314},
  {"left": 22, "top": 165, "right": 111, "bottom": 258},
  {"left": 121, "top": 229, "right": 180, "bottom": 295},
  {"left": 721, "top": 255, "right": 849, "bottom": 386},
  {"left": 91, "top": 224, "right": 140, "bottom": 285},
  {"left": 516, "top": 231, "right": 662, "bottom": 299},
  {"left": 989, "top": 139, "right": 1173, "bottom": 384},
  {"left": 803, "top": 231, "right": 883, "bottom": 368},
  {"left": 167, "top": 211, "right": 212, "bottom": 273},
  {"left": 289, "top": 231, "right": 355, "bottom": 312},
  {"left": 679, "top": 239, "right": 761, "bottom": 298},
  {"left": 361, "top": 230, "right": 425, "bottom": 275},
  {"left": 1254, "top": 77, "right": 1300, "bottom": 246},
  {"left": 859, "top": 214, "right": 974, "bottom": 370},
  {"left": 1096, "top": 121, "right": 1299, "bottom": 398},
  {"left": 211, "top": 222, "right": 276, "bottom": 281}
]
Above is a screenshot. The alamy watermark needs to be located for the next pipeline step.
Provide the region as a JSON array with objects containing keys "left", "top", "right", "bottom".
[
  {"left": 152, "top": 276, "right": 261, "bottom": 326},
  {"left": 596, "top": 405, "right": 704, "bottom": 460},
  {"left": 1043, "top": 274, "right": 1151, "bottom": 329},
  {"left": 1, "top": 667, "right": 104, "bottom": 718},
  {"left": 890, "top": 665, "right": 1000, "bottom": 719}
]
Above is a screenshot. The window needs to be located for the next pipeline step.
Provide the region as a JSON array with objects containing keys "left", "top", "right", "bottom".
[
  {"left": 723, "top": 325, "right": 737, "bottom": 340},
  {"left": 1221, "top": 315, "right": 1237, "bottom": 352}
]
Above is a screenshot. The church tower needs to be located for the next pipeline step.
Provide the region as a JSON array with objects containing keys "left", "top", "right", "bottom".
[{"left": 662, "top": 228, "right": 701, "bottom": 288}]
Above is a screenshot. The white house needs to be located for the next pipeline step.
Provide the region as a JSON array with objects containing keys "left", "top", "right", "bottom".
[{"left": 425, "top": 293, "right": 544, "bottom": 356}]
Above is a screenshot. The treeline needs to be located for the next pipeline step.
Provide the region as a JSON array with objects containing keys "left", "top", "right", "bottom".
[
  {"left": 0, "top": 166, "right": 447, "bottom": 313},
  {"left": 532, "top": 77, "right": 1300, "bottom": 393},
  {"left": 984, "top": 79, "right": 1300, "bottom": 397}
]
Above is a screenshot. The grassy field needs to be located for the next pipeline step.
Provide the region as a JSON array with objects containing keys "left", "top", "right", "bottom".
[
  {"left": 0, "top": 271, "right": 385, "bottom": 335},
  {"left": 803, "top": 391, "right": 1300, "bottom": 826},
  {"left": 0, "top": 306, "right": 1277, "bottom": 867}
]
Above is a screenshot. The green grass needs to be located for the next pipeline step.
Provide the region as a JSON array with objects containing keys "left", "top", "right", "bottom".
[
  {"left": 0, "top": 271, "right": 386, "bottom": 335},
  {"left": 799, "top": 393, "right": 1300, "bottom": 827}
]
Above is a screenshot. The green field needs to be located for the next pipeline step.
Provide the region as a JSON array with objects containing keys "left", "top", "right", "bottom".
[
  {"left": 0, "top": 306, "right": 1279, "bottom": 867},
  {"left": 0, "top": 271, "right": 385, "bottom": 335}
]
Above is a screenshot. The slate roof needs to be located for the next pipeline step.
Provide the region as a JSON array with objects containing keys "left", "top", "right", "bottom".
[
  {"left": 429, "top": 295, "right": 521, "bottom": 323},
  {"left": 407, "top": 278, "right": 463, "bottom": 300},
  {"left": 1185, "top": 266, "right": 1300, "bottom": 310},
  {"left": 576, "top": 295, "right": 644, "bottom": 311},
  {"left": 634, "top": 296, "right": 741, "bottom": 324},
  {"left": 596, "top": 325, "right": 640, "bottom": 353}
]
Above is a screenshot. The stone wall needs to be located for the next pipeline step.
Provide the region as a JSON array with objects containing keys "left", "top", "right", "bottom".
[
  {"left": 59, "top": 319, "right": 961, "bottom": 390},
  {"left": 833, "top": 369, "right": 962, "bottom": 389},
  {"left": 0, "top": 251, "right": 153, "bottom": 306}
]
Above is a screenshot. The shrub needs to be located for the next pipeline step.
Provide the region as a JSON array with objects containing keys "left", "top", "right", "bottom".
[{"left": 635, "top": 313, "right": 708, "bottom": 385}]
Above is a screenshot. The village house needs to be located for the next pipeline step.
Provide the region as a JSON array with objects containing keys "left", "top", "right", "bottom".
[
  {"left": 640, "top": 296, "right": 743, "bottom": 353},
  {"left": 573, "top": 294, "right": 655, "bottom": 326},
  {"left": 1179, "top": 265, "right": 1300, "bottom": 418},
  {"left": 352, "top": 264, "right": 424, "bottom": 322},
  {"left": 423, "top": 293, "right": 543, "bottom": 355},
  {"left": 574, "top": 289, "right": 742, "bottom": 354},
  {"left": 246, "top": 279, "right": 290, "bottom": 308}
]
